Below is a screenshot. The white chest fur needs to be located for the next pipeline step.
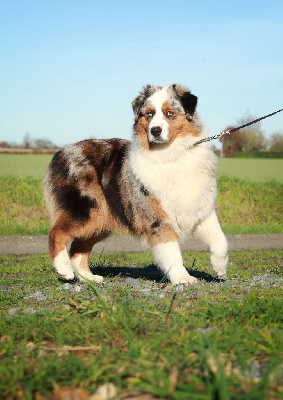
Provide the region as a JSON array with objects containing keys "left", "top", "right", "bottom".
[{"left": 129, "top": 139, "right": 217, "bottom": 235}]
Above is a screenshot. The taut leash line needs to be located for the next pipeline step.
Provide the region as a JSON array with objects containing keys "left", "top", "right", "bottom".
[{"left": 194, "top": 108, "right": 283, "bottom": 146}]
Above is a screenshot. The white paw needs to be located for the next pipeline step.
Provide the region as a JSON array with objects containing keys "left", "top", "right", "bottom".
[
  {"left": 216, "top": 273, "right": 226, "bottom": 281},
  {"left": 172, "top": 274, "right": 198, "bottom": 285},
  {"left": 57, "top": 268, "right": 75, "bottom": 280},
  {"left": 211, "top": 253, "right": 228, "bottom": 277},
  {"left": 76, "top": 271, "right": 104, "bottom": 283},
  {"left": 54, "top": 251, "right": 75, "bottom": 280},
  {"left": 212, "top": 265, "right": 227, "bottom": 279}
]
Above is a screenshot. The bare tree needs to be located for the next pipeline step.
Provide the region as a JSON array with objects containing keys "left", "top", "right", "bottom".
[
  {"left": 0, "top": 141, "right": 11, "bottom": 148},
  {"left": 219, "top": 126, "right": 242, "bottom": 157},
  {"left": 237, "top": 113, "right": 267, "bottom": 152},
  {"left": 22, "top": 133, "right": 33, "bottom": 149},
  {"left": 33, "top": 138, "right": 57, "bottom": 149},
  {"left": 269, "top": 132, "right": 283, "bottom": 152}
]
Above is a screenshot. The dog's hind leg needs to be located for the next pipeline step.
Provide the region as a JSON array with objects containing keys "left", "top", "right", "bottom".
[
  {"left": 69, "top": 233, "right": 110, "bottom": 283},
  {"left": 48, "top": 223, "right": 74, "bottom": 280},
  {"left": 195, "top": 210, "right": 228, "bottom": 279}
]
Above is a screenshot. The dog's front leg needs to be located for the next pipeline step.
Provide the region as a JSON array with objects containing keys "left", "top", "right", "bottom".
[
  {"left": 152, "top": 241, "right": 197, "bottom": 285},
  {"left": 195, "top": 210, "right": 228, "bottom": 279}
]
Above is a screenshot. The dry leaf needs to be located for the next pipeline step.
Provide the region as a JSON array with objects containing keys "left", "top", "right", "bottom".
[
  {"left": 207, "top": 353, "right": 218, "bottom": 374},
  {"left": 169, "top": 366, "right": 178, "bottom": 391},
  {"left": 88, "top": 383, "right": 117, "bottom": 400},
  {"left": 0, "top": 335, "right": 10, "bottom": 343},
  {"left": 120, "top": 395, "right": 159, "bottom": 400},
  {"left": 26, "top": 342, "right": 36, "bottom": 350},
  {"left": 53, "top": 382, "right": 91, "bottom": 400}
]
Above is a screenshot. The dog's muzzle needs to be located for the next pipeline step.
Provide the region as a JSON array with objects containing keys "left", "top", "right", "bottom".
[
  {"left": 150, "top": 126, "right": 162, "bottom": 138},
  {"left": 149, "top": 126, "right": 168, "bottom": 143}
]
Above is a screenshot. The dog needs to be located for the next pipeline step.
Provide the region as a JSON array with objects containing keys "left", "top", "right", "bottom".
[{"left": 44, "top": 84, "right": 228, "bottom": 285}]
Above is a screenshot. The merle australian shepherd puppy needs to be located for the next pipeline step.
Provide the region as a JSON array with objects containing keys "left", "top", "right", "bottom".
[{"left": 44, "top": 84, "right": 228, "bottom": 285}]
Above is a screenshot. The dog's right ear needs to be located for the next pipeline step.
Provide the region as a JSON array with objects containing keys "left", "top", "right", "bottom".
[
  {"left": 172, "top": 84, "right": 198, "bottom": 121},
  {"left": 132, "top": 85, "right": 156, "bottom": 121}
]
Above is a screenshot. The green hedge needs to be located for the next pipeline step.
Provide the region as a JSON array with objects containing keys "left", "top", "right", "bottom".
[{"left": 234, "top": 151, "right": 283, "bottom": 158}]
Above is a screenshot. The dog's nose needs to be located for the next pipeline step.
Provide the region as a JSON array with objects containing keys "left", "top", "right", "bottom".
[{"left": 150, "top": 126, "right": 162, "bottom": 137}]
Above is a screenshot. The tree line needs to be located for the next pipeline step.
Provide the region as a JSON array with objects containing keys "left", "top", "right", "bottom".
[
  {"left": 219, "top": 113, "right": 283, "bottom": 157},
  {"left": 0, "top": 134, "right": 58, "bottom": 149},
  {"left": 1, "top": 115, "right": 282, "bottom": 154}
]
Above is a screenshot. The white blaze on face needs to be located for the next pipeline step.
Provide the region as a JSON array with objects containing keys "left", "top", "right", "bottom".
[{"left": 147, "top": 86, "right": 170, "bottom": 143}]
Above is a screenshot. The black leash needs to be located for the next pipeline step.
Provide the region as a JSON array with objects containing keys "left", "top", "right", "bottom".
[{"left": 194, "top": 108, "right": 283, "bottom": 146}]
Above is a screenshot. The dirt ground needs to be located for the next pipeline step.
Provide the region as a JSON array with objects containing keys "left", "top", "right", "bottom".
[{"left": 0, "top": 234, "right": 282, "bottom": 255}]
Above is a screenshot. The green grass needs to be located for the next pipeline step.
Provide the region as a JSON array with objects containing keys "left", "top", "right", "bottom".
[
  {"left": 0, "top": 154, "right": 53, "bottom": 178},
  {"left": 0, "top": 250, "right": 282, "bottom": 399},
  {"left": 0, "top": 155, "right": 282, "bottom": 235},
  {"left": 216, "top": 176, "right": 283, "bottom": 234},
  {"left": 217, "top": 159, "right": 283, "bottom": 182},
  {"left": 0, "top": 175, "right": 282, "bottom": 235},
  {"left": 0, "top": 154, "right": 282, "bottom": 181},
  {"left": 0, "top": 176, "right": 49, "bottom": 235}
]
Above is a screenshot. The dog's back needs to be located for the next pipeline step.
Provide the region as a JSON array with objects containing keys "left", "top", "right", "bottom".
[{"left": 44, "top": 138, "right": 129, "bottom": 231}]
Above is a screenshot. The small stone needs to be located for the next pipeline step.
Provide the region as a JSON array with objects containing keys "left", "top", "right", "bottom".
[
  {"left": 7, "top": 308, "right": 20, "bottom": 316},
  {"left": 62, "top": 283, "right": 72, "bottom": 290},
  {"left": 73, "top": 285, "right": 82, "bottom": 293},
  {"left": 30, "top": 291, "right": 47, "bottom": 301}
]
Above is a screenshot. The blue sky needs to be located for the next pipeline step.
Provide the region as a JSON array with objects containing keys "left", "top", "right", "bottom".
[{"left": 1, "top": 0, "right": 282, "bottom": 147}]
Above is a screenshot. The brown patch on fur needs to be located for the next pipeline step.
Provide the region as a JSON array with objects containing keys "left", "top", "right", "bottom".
[
  {"left": 48, "top": 216, "right": 73, "bottom": 260},
  {"left": 146, "top": 224, "right": 179, "bottom": 246},
  {"left": 136, "top": 116, "right": 152, "bottom": 150},
  {"left": 161, "top": 102, "right": 200, "bottom": 139},
  {"left": 48, "top": 210, "right": 114, "bottom": 261},
  {"left": 148, "top": 197, "right": 167, "bottom": 220},
  {"left": 167, "top": 114, "right": 200, "bottom": 141},
  {"left": 162, "top": 102, "right": 176, "bottom": 113},
  {"left": 69, "top": 233, "right": 110, "bottom": 272},
  {"left": 145, "top": 196, "right": 179, "bottom": 245}
]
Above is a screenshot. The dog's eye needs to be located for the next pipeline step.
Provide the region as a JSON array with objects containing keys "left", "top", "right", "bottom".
[
  {"left": 166, "top": 110, "right": 175, "bottom": 118},
  {"left": 146, "top": 111, "right": 154, "bottom": 118}
]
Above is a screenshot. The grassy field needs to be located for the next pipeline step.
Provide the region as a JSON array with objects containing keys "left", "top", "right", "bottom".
[
  {"left": 0, "top": 153, "right": 282, "bottom": 181},
  {"left": 0, "top": 154, "right": 282, "bottom": 399},
  {"left": 0, "top": 154, "right": 282, "bottom": 236},
  {"left": 1, "top": 250, "right": 282, "bottom": 399},
  {"left": 0, "top": 154, "right": 53, "bottom": 179},
  {"left": 0, "top": 174, "right": 282, "bottom": 235}
]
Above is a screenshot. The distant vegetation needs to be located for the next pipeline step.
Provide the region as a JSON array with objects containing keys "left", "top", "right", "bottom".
[
  {"left": 0, "top": 133, "right": 58, "bottom": 150},
  {"left": 0, "top": 158, "right": 282, "bottom": 235},
  {"left": 0, "top": 153, "right": 282, "bottom": 235},
  {"left": 0, "top": 154, "right": 282, "bottom": 181},
  {"left": 1, "top": 115, "right": 283, "bottom": 159},
  {"left": 220, "top": 112, "right": 283, "bottom": 158}
]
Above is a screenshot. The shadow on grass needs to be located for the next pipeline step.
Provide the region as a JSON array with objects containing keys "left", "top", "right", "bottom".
[
  {"left": 58, "top": 263, "right": 218, "bottom": 284},
  {"left": 88, "top": 263, "right": 218, "bottom": 283}
]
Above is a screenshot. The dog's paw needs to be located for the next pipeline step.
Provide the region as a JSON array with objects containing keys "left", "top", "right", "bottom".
[
  {"left": 172, "top": 275, "right": 198, "bottom": 286},
  {"left": 211, "top": 264, "right": 227, "bottom": 278},
  {"left": 54, "top": 252, "right": 75, "bottom": 280},
  {"left": 76, "top": 272, "right": 104, "bottom": 284},
  {"left": 56, "top": 264, "right": 75, "bottom": 280},
  {"left": 216, "top": 273, "right": 226, "bottom": 281},
  {"left": 58, "top": 269, "right": 75, "bottom": 281}
]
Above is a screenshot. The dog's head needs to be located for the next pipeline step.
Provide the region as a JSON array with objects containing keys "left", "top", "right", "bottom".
[{"left": 132, "top": 84, "right": 202, "bottom": 148}]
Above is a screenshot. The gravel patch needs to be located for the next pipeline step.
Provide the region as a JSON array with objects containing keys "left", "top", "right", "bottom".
[{"left": 4, "top": 271, "right": 282, "bottom": 317}]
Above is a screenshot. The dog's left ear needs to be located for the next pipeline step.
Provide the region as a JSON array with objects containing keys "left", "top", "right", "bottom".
[
  {"left": 132, "top": 85, "right": 156, "bottom": 121},
  {"left": 172, "top": 84, "right": 198, "bottom": 120}
]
